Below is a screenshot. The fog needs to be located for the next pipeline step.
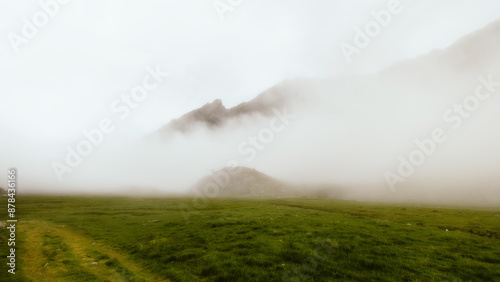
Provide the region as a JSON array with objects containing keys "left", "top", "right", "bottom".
[{"left": 1, "top": 1, "right": 500, "bottom": 205}]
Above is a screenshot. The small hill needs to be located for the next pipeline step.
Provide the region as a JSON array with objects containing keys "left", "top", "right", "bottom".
[
  {"left": 0, "top": 187, "right": 7, "bottom": 196},
  {"left": 191, "top": 167, "right": 289, "bottom": 198},
  {"left": 190, "top": 166, "right": 343, "bottom": 198}
]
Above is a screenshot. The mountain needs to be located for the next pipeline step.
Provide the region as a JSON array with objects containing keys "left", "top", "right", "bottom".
[
  {"left": 153, "top": 20, "right": 500, "bottom": 140},
  {"left": 437, "top": 19, "right": 500, "bottom": 71},
  {"left": 154, "top": 79, "right": 310, "bottom": 139},
  {"left": 384, "top": 19, "right": 500, "bottom": 76},
  {"left": 189, "top": 166, "right": 342, "bottom": 198},
  {"left": 148, "top": 20, "right": 500, "bottom": 201},
  {"left": 0, "top": 187, "right": 7, "bottom": 196}
]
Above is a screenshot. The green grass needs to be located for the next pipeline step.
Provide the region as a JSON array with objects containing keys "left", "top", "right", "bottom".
[{"left": 1, "top": 196, "right": 500, "bottom": 281}]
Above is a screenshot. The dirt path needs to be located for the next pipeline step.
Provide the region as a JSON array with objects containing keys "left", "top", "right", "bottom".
[{"left": 21, "top": 220, "right": 168, "bottom": 281}]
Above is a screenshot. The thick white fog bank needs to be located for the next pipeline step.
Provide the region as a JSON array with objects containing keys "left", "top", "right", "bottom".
[
  {"left": 1, "top": 2, "right": 500, "bottom": 205},
  {"left": 8, "top": 66, "right": 500, "bottom": 205}
]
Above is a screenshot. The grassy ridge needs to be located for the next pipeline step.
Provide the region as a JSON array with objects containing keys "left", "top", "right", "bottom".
[{"left": 1, "top": 196, "right": 500, "bottom": 281}]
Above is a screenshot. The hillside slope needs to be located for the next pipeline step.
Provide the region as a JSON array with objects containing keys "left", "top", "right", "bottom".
[
  {"left": 191, "top": 167, "right": 289, "bottom": 197},
  {"left": 153, "top": 20, "right": 500, "bottom": 140},
  {"left": 190, "top": 166, "right": 342, "bottom": 198}
]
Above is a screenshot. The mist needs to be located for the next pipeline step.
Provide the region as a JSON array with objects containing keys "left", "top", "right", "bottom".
[{"left": 1, "top": 1, "right": 500, "bottom": 206}]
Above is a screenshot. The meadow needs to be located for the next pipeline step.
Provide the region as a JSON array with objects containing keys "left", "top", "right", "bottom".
[{"left": 1, "top": 196, "right": 499, "bottom": 281}]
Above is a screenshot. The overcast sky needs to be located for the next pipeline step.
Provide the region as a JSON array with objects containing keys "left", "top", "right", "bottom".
[{"left": 1, "top": 0, "right": 499, "bottom": 141}]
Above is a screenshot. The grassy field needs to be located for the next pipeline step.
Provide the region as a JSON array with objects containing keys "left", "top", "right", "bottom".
[{"left": 1, "top": 196, "right": 500, "bottom": 281}]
